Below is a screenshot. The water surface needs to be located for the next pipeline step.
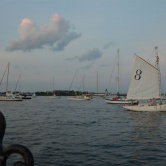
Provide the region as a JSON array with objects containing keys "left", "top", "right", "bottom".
[{"left": 1, "top": 97, "right": 166, "bottom": 165}]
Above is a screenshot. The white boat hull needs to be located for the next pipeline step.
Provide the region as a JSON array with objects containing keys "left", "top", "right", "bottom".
[
  {"left": 105, "top": 99, "right": 133, "bottom": 104},
  {"left": 22, "top": 96, "right": 32, "bottom": 99},
  {"left": 0, "top": 96, "right": 22, "bottom": 101},
  {"left": 123, "top": 103, "right": 166, "bottom": 111},
  {"left": 67, "top": 96, "right": 91, "bottom": 101}
]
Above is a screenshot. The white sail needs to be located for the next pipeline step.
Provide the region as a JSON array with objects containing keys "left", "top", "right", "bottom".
[{"left": 127, "top": 55, "right": 160, "bottom": 100}]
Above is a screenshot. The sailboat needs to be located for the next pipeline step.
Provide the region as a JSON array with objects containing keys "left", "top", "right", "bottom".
[
  {"left": 0, "top": 62, "right": 22, "bottom": 101},
  {"left": 48, "top": 76, "right": 61, "bottom": 99},
  {"left": 13, "top": 74, "right": 32, "bottom": 99},
  {"left": 67, "top": 72, "right": 91, "bottom": 101},
  {"left": 123, "top": 47, "right": 166, "bottom": 111},
  {"left": 105, "top": 49, "right": 136, "bottom": 104}
]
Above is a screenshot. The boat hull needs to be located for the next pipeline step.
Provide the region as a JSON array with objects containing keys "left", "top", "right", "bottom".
[
  {"left": 22, "top": 97, "right": 32, "bottom": 99},
  {"left": 67, "top": 96, "right": 91, "bottom": 101},
  {"left": 105, "top": 99, "right": 137, "bottom": 104},
  {"left": 0, "top": 97, "right": 22, "bottom": 101},
  {"left": 105, "top": 99, "right": 134, "bottom": 104},
  {"left": 123, "top": 103, "right": 166, "bottom": 111}
]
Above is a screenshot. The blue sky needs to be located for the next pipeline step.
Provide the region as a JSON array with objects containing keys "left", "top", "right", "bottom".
[{"left": 0, "top": 0, "right": 166, "bottom": 93}]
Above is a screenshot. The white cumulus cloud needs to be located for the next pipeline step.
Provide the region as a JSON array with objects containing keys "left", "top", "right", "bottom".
[{"left": 6, "top": 14, "right": 81, "bottom": 52}]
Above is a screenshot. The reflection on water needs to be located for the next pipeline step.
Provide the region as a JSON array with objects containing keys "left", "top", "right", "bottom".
[{"left": 1, "top": 97, "right": 166, "bottom": 165}]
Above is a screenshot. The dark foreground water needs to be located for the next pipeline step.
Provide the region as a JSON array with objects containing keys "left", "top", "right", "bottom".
[{"left": 1, "top": 96, "right": 166, "bottom": 165}]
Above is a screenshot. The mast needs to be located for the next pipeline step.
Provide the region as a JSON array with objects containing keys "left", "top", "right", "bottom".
[
  {"left": 116, "top": 49, "right": 120, "bottom": 96},
  {"left": 97, "top": 70, "right": 98, "bottom": 95},
  {"left": 83, "top": 74, "right": 85, "bottom": 92},
  {"left": 155, "top": 46, "right": 162, "bottom": 98},
  {"left": 53, "top": 76, "right": 55, "bottom": 94},
  {"left": 6, "top": 62, "right": 10, "bottom": 93},
  {"left": 69, "top": 69, "right": 78, "bottom": 91}
]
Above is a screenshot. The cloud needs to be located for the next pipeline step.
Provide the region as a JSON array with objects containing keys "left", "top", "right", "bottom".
[
  {"left": 103, "top": 41, "right": 115, "bottom": 49},
  {"left": 6, "top": 14, "right": 81, "bottom": 52},
  {"left": 52, "top": 32, "right": 81, "bottom": 51},
  {"left": 78, "top": 48, "right": 103, "bottom": 62},
  {"left": 64, "top": 48, "right": 103, "bottom": 63}
]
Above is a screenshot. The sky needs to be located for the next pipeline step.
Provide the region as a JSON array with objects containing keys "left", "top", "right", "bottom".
[{"left": 0, "top": 0, "right": 166, "bottom": 93}]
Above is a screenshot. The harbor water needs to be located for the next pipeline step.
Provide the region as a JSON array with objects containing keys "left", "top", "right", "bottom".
[{"left": 1, "top": 96, "right": 166, "bottom": 165}]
